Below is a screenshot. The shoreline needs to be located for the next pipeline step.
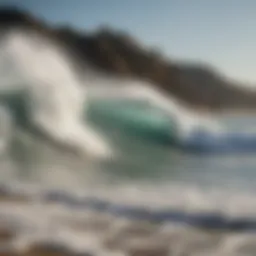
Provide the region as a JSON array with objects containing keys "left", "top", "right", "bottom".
[{"left": 0, "top": 187, "right": 254, "bottom": 256}]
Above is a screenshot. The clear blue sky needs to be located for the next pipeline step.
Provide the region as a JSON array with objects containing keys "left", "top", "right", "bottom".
[{"left": 1, "top": 0, "right": 256, "bottom": 85}]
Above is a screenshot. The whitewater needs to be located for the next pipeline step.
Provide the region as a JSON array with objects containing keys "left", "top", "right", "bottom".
[{"left": 0, "top": 28, "right": 256, "bottom": 255}]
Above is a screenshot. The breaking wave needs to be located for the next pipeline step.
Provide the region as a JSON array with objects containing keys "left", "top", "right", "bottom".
[
  {"left": 1, "top": 27, "right": 256, "bottom": 255},
  {"left": 0, "top": 28, "right": 222, "bottom": 159},
  {"left": 0, "top": 28, "right": 114, "bottom": 160}
]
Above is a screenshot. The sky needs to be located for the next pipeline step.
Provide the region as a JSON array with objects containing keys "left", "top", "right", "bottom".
[{"left": 1, "top": 0, "right": 256, "bottom": 86}]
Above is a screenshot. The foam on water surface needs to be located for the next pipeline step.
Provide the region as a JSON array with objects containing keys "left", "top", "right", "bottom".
[
  {"left": 0, "top": 27, "right": 255, "bottom": 255},
  {"left": 0, "top": 183, "right": 256, "bottom": 255}
]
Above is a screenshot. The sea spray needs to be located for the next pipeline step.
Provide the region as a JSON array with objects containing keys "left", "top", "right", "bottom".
[{"left": 0, "top": 29, "right": 112, "bottom": 159}]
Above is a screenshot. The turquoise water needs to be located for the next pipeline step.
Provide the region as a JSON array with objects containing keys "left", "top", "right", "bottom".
[
  {"left": 0, "top": 81, "right": 254, "bottom": 219},
  {"left": 88, "top": 102, "right": 256, "bottom": 189},
  {"left": 88, "top": 99, "right": 178, "bottom": 145},
  {"left": 2, "top": 100, "right": 256, "bottom": 193}
]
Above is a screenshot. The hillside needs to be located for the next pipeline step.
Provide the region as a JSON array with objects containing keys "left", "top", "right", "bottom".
[{"left": 0, "top": 6, "right": 256, "bottom": 111}]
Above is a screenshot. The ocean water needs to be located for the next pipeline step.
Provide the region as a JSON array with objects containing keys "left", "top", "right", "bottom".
[
  {"left": 0, "top": 28, "right": 256, "bottom": 255},
  {"left": 1, "top": 106, "right": 256, "bottom": 255}
]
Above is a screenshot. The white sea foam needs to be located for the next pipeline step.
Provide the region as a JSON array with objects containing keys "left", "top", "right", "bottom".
[{"left": 0, "top": 29, "right": 112, "bottom": 159}]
